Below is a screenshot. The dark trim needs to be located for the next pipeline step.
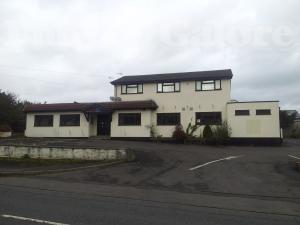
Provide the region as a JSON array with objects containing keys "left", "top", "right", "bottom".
[
  {"left": 59, "top": 114, "right": 81, "bottom": 127},
  {"left": 195, "top": 112, "right": 222, "bottom": 125},
  {"left": 157, "top": 113, "right": 181, "bottom": 126},
  {"left": 256, "top": 109, "right": 271, "bottom": 115},
  {"left": 229, "top": 138, "right": 282, "bottom": 146},
  {"left": 118, "top": 113, "right": 141, "bottom": 126},
  {"left": 34, "top": 115, "right": 54, "bottom": 127},
  {"left": 121, "top": 84, "right": 143, "bottom": 95},
  {"left": 235, "top": 110, "right": 250, "bottom": 116},
  {"left": 157, "top": 82, "right": 180, "bottom": 93},
  {"left": 227, "top": 101, "right": 279, "bottom": 104},
  {"left": 195, "top": 80, "right": 222, "bottom": 92},
  {"left": 110, "top": 69, "right": 233, "bottom": 85}
]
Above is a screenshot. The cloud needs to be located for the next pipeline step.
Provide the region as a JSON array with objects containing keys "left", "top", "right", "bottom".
[{"left": 0, "top": 0, "right": 299, "bottom": 110}]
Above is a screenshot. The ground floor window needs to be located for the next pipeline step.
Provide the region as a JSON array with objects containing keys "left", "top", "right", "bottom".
[
  {"left": 118, "top": 113, "right": 141, "bottom": 126},
  {"left": 34, "top": 115, "right": 53, "bottom": 127},
  {"left": 157, "top": 113, "right": 180, "bottom": 125},
  {"left": 195, "top": 112, "right": 222, "bottom": 125},
  {"left": 60, "top": 114, "right": 80, "bottom": 126}
]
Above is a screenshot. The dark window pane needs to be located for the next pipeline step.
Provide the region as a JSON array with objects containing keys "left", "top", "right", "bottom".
[
  {"left": 196, "top": 112, "right": 222, "bottom": 125},
  {"left": 235, "top": 110, "right": 250, "bottom": 116},
  {"left": 121, "top": 84, "right": 143, "bottom": 94},
  {"left": 60, "top": 114, "right": 80, "bottom": 126},
  {"left": 34, "top": 115, "right": 53, "bottom": 127},
  {"left": 118, "top": 113, "right": 141, "bottom": 126},
  {"left": 256, "top": 109, "right": 271, "bottom": 115},
  {"left": 195, "top": 80, "right": 221, "bottom": 91},
  {"left": 157, "top": 82, "right": 180, "bottom": 93},
  {"left": 157, "top": 113, "right": 180, "bottom": 125}
]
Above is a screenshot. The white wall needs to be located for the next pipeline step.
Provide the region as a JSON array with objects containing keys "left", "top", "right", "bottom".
[
  {"left": 25, "top": 112, "right": 90, "bottom": 138},
  {"left": 111, "top": 110, "right": 152, "bottom": 137},
  {"left": 89, "top": 114, "right": 98, "bottom": 136},
  {"left": 227, "top": 102, "right": 281, "bottom": 138},
  {"left": 115, "top": 80, "right": 231, "bottom": 137}
]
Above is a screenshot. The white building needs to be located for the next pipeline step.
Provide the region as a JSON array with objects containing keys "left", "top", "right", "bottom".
[{"left": 24, "top": 69, "right": 282, "bottom": 144}]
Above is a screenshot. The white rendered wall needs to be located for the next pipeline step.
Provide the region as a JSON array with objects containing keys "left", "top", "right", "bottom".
[
  {"left": 115, "top": 80, "right": 231, "bottom": 137},
  {"left": 227, "top": 102, "right": 281, "bottom": 138},
  {"left": 25, "top": 112, "right": 90, "bottom": 137},
  {"left": 111, "top": 110, "right": 152, "bottom": 138}
]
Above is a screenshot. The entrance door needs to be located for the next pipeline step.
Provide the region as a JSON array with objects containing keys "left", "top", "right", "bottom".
[{"left": 97, "top": 114, "right": 111, "bottom": 136}]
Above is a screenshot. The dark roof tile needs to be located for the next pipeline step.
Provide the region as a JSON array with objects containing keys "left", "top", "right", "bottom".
[
  {"left": 111, "top": 69, "right": 233, "bottom": 85},
  {"left": 24, "top": 100, "right": 158, "bottom": 113}
]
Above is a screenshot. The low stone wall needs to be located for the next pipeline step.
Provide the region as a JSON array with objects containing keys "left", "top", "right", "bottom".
[
  {"left": 0, "top": 145, "right": 131, "bottom": 161},
  {"left": 0, "top": 132, "right": 12, "bottom": 138}
]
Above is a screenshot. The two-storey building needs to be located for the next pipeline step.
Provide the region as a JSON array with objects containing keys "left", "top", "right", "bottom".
[{"left": 24, "top": 69, "right": 282, "bottom": 144}]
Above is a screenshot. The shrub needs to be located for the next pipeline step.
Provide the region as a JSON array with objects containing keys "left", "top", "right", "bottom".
[
  {"left": 0, "top": 124, "right": 11, "bottom": 132},
  {"left": 290, "top": 129, "right": 300, "bottom": 138},
  {"left": 172, "top": 124, "right": 187, "bottom": 143},
  {"left": 203, "top": 125, "right": 213, "bottom": 139},
  {"left": 185, "top": 121, "right": 199, "bottom": 139},
  {"left": 212, "top": 122, "right": 232, "bottom": 145}
]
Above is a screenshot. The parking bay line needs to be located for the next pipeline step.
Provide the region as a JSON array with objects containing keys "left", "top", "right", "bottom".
[
  {"left": 2, "top": 214, "right": 69, "bottom": 225},
  {"left": 288, "top": 154, "right": 300, "bottom": 160},
  {"left": 189, "top": 155, "right": 244, "bottom": 171}
]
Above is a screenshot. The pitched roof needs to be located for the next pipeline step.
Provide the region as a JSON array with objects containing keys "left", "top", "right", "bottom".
[
  {"left": 111, "top": 69, "right": 233, "bottom": 85},
  {"left": 24, "top": 100, "right": 158, "bottom": 113}
]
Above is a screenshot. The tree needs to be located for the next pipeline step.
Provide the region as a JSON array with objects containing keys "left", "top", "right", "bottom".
[
  {"left": 0, "top": 90, "right": 31, "bottom": 132},
  {"left": 280, "top": 110, "right": 296, "bottom": 129}
]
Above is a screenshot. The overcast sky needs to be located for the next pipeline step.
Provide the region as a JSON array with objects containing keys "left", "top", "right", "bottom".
[{"left": 0, "top": 0, "right": 299, "bottom": 110}]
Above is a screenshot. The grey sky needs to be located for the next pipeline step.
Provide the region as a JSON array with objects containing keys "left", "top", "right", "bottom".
[{"left": 0, "top": 0, "right": 299, "bottom": 110}]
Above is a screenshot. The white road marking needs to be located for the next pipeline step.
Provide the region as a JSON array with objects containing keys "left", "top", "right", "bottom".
[
  {"left": 189, "top": 155, "right": 244, "bottom": 171},
  {"left": 288, "top": 154, "right": 300, "bottom": 160},
  {"left": 2, "top": 214, "right": 69, "bottom": 225}
]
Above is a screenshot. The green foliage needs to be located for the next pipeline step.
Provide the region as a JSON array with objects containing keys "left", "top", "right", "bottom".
[
  {"left": 185, "top": 121, "right": 199, "bottom": 138},
  {"left": 172, "top": 124, "right": 187, "bottom": 143},
  {"left": 212, "top": 122, "right": 232, "bottom": 145},
  {"left": 280, "top": 111, "right": 296, "bottom": 129},
  {"left": 0, "top": 90, "right": 31, "bottom": 132},
  {"left": 149, "top": 124, "right": 156, "bottom": 138},
  {"left": 202, "top": 122, "right": 232, "bottom": 145},
  {"left": 203, "top": 125, "right": 213, "bottom": 139},
  {"left": 290, "top": 129, "right": 300, "bottom": 138}
]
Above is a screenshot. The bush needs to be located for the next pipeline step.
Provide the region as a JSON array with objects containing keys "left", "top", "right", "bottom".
[
  {"left": 172, "top": 124, "right": 187, "bottom": 143},
  {"left": 203, "top": 125, "right": 213, "bottom": 138},
  {"left": 202, "top": 122, "right": 232, "bottom": 145},
  {"left": 185, "top": 122, "right": 199, "bottom": 139},
  {"left": 0, "top": 124, "right": 11, "bottom": 132},
  {"left": 290, "top": 129, "right": 300, "bottom": 138},
  {"left": 212, "top": 122, "right": 232, "bottom": 145}
]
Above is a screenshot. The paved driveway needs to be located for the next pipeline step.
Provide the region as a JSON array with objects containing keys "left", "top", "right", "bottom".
[{"left": 14, "top": 138, "right": 297, "bottom": 199}]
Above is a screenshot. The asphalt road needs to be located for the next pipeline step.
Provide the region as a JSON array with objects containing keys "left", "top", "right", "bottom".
[{"left": 0, "top": 181, "right": 299, "bottom": 225}]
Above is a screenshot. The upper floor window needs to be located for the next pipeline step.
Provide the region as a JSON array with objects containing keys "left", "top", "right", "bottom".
[
  {"left": 121, "top": 84, "right": 143, "bottom": 94},
  {"left": 256, "top": 109, "right": 271, "bottom": 115},
  {"left": 157, "top": 82, "right": 180, "bottom": 93},
  {"left": 34, "top": 115, "right": 53, "bottom": 127},
  {"left": 60, "top": 114, "right": 80, "bottom": 126},
  {"left": 157, "top": 113, "right": 180, "bottom": 126},
  {"left": 195, "top": 80, "right": 221, "bottom": 91},
  {"left": 118, "top": 113, "right": 141, "bottom": 126},
  {"left": 195, "top": 112, "right": 222, "bottom": 125}
]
